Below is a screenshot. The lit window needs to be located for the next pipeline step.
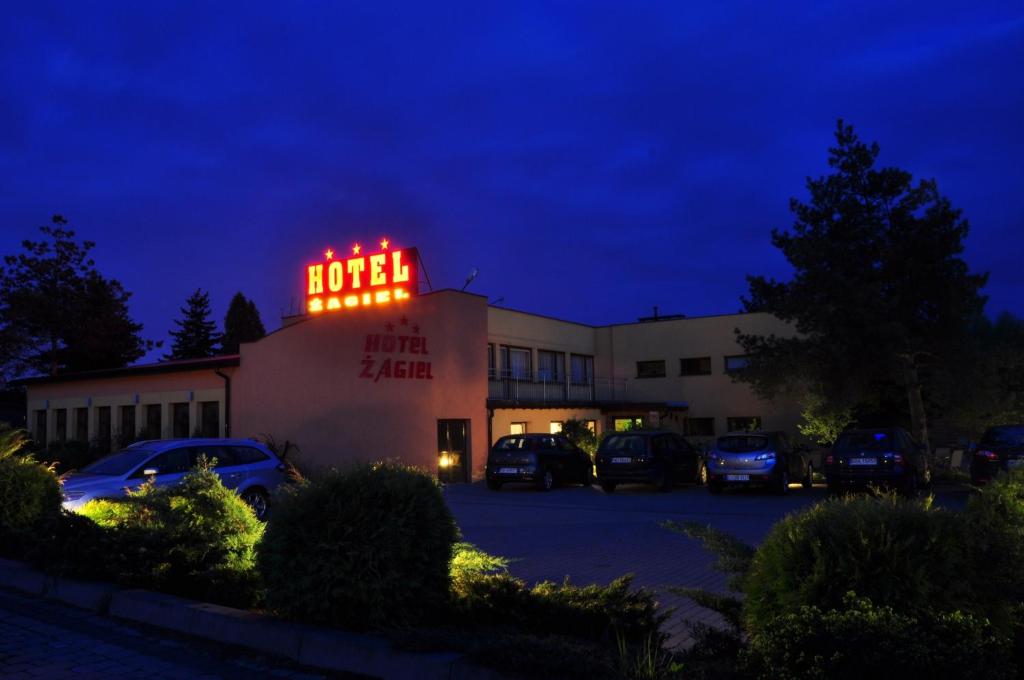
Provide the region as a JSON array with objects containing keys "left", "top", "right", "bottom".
[
  {"left": 585, "top": 420, "right": 596, "bottom": 433},
  {"left": 614, "top": 417, "right": 644, "bottom": 432},
  {"left": 550, "top": 421, "right": 563, "bottom": 434},
  {"left": 724, "top": 356, "right": 750, "bottom": 373},
  {"left": 510, "top": 422, "right": 526, "bottom": 435}
]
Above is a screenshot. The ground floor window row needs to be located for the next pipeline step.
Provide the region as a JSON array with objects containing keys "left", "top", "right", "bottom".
[
  {"left": 31, "top": 401, "right": 223, "bottom": 450},
  {"left": 501, "top": 415, "right": 761, "bottom": 439}
]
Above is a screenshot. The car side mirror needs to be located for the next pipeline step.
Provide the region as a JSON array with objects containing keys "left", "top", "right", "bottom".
[{"left": 143, "top": 467, "right": 159, "bottom": 476}]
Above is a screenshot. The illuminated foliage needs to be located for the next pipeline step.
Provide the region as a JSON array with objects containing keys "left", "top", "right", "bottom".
[{"left": 0, "top": 426, "right": 61, "bottom": 555}]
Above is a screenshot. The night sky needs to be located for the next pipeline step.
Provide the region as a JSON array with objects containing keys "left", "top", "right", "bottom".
[{"left": 2, "top": 2, "right": 1022, "bottom": 362}]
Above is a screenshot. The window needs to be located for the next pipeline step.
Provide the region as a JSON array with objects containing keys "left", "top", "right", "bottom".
[
  {"left": 500, "top": 346, "right": 532, "bottom": 379},
  {"left": 680, "top": 357, "right": 712, "bottom": 376},
  {"left": 487, "top": 344, "right": 495, "bottom": 379},
  {"left": 145, "top": 404, "right": 162, "bottom": 439},
  {"left": 584, "top": 420, "right": 596, "bottom": 433},
  {"left": 55, "top": 409, "right": 67, "bottom": 443},
  {"left": 172, "top": 403, "right": 190, "bottom": 438},
  {"left": 231, "top": 446, "right": 270, "bottom": 465},
  {"left": 120, "top": 406, "right": 136, "bottom": 441},
  {"left": 636, "top": 360, "right": 666, "bottom": 378},
  {"left": 537, "top": 350, "right": 565, "bottom": 382},
  {"left": 549, "top": 421, "right": 563, "bottom": 434},
  {"left": 509, "top": 422, "right": 527, "bottom": 435},
  {"left": 683, "top": 417, "right": 715, "bottom": 437},
  {"left": 74, "top": 408, "right": 89, "bottom": 441},
  {"left": 724, "top": 355, "right": 750, "bottom": 373},
  {"left": 34, "top": 410, "right": 47, "bottom": 448},
  {"left": 726, "top": 416, "right": 761, "bottom": 432},
  {"left": 200, "top": 401, "right": 220, "bottom": 438},
  {"left": 570, "top": 354, "right": 594, "bottom": 384},
  {"left": 614, "top": 417, "right": 644, "bottom": 431},
  {"left": 132, "top": 447, "right": 191, "bottom": 478}
]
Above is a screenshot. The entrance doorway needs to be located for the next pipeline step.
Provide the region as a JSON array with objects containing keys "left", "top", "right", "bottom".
[{"left": 437, "top": 419, "right": 469, "bottom": 483}]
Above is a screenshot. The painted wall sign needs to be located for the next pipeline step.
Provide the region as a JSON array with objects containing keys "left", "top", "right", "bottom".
[
  {"left": 306, "top": 238, "right": 419, "bottom": 314},
  {"left": 360, "top": 317, "right": 434, "bottom": 383}
]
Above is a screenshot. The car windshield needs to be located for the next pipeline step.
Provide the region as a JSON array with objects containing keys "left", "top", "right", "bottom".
[
  {"left": 981, "top": 426, "right": 1024, "bottom": 447},
  {"left": 834, "top": 432, "right": 897, "bottom": 454},
  {"left": 717, "top": 435, "right": 769, "bottom": 453},
  {"left": 601, "top": 435, "right": 647, "bottom": 455},
  {"left": 494, "top": 437, "right": 536, "bottom": 451},
  {"left": 80, "top": 450, "right": 154, "bottom": 476}
]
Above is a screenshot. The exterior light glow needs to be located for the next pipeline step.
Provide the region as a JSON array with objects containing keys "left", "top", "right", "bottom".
[
  {"left": 380, "top": 238, "right": 390, "bottom": 250},
  {"left": 325, "top": 248, "right": 334, "bottom": 260},
  {"left": 352, "top": 243, "right": 361, "bottom": 255},
  {"left": 375, "top": 290, "right": 391, "bottom": 303},
  {"left": 439, "top": 453, "right": 451, "bottom": 468},
  {"left": 308, "top": 298, "right": 323, "bottom": 313},
  {"left": 327, "top": 297, "right": 341, "bottom": 310},
  {"left": 306, "top": 242, "right": 419, "bottom": 314}
]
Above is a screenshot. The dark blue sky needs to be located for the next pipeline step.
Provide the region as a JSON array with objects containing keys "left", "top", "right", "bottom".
[{"left": 2, "top": 2, "right": 1022, "bottom": 360}]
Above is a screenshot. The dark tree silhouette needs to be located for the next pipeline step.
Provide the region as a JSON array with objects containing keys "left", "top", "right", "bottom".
[
  {"left": 221, "top": 292, "right": 266, "bottom": 354},
  {"left": 165, "top": 289, "right": 222, "bottom": 360}
]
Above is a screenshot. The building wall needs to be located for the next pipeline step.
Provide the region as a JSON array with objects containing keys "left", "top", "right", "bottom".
[
  {"left": 26, "top": 369, "right": 231, "bottom": 445},
  {"left": 233, "top": 290, "right": 490, "bottom": 478},
  {"left": 487, "top": 307, "right": 596, "bottom": 376}
]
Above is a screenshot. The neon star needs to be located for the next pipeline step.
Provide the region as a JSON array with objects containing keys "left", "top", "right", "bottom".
[
  {"left": 352, "top": 243, "right": 361, "bottom": 255},
  {"left": 380, "top": 238, "right": 390, "bottom": 250},
  {"left": 324, "top": 248, "right": 334, "bottom": 260}
]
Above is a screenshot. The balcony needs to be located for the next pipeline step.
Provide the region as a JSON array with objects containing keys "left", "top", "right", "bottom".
[{"left": 487, "top": 373, "right": 630, "bottom": 406}]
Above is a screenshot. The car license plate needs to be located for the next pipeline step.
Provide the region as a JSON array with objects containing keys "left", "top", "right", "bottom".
[
  {"left": 725, "top": 474, "right": 750, "bottom": 481},
  {"left": 611, "top": 457, "right": 632, "bottom": 464},
  {"left": 849, "top": 457, "right": 877, "bottom": 466},
  {"left": 498, "top": 467, "right": 519, "bottom": 474}
]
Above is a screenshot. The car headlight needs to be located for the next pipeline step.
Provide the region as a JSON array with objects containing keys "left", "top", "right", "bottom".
[
  {"left": 63, "top": 491, "right": 86, "bottom": 502},
  {"left": 754, "top": 452, "right": 776, "bottom": 462}
]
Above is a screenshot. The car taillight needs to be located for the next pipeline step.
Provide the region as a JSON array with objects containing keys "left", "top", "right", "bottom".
[
  {"left": 825, "top": 454, "right": 834, "bottom": 465},
  {"left": 976, "top": 450, "right": 999, "bottom": 461}
]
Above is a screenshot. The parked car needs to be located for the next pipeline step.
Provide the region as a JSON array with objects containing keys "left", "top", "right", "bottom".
[
  {"left": 595, "top": 430, "right": 706, "bottom": 493},
  {"left": 970, "top": 424, "right": 1024, "bottom": 485},
  {"left": 706, "top": 431, "right": 811, "bottom": 495},
  {"left": 823, "top": 428, "right": 931, "bottom": 495},
  {"left": 60, "top": 438, "right": 287, "bottom": 520},
  {"left": 486, "top": 433, "right": 593, "bottom": 491}
]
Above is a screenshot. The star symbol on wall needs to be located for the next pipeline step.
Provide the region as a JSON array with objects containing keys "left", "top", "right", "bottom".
[
  {"left": 400, "top": 316, "right": 408, "bottom": 326},
  {"left": 412, "top": 325, "right": 420, "bottom": 335},
  {"left": 385, "top": 322, "right": 395, "bottom": 332},
  {"left": 352, "top": 243, "right": 362, "bottom": 255},
  {"left": 380, "top": 238, "right": 390, "bottom": 250},
  {"left": 324, "top": 248, "right": 334, "bottom": 260}
]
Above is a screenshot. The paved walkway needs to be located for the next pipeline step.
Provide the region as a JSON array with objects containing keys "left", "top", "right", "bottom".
[{"left": 0, "top": 589, "right": 359, "bottom": 680}]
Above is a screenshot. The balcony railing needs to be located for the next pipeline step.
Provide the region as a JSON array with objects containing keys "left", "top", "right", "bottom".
[{"left": 487, "top": 373, "right": 629, "bottom": 404}]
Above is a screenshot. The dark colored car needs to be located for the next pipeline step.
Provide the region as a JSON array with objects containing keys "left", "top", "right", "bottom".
[
  {"left": 970, "top": 425, "right": 1024, "bottom": 485},
  {"left": 594, "top": 431, "right": 706, "bottom": 493},
  {"left": 706, "top": 431, "right": 811, "bottom": 495},
  {"left": 824, "top": 427, "right": 932, "bottom": 495},
  {"left": 486, "top": 433, "right": 593, "bottom": 491}
]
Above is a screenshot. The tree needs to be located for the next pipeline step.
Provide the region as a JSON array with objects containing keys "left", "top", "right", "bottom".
[
  {"left": 737, "top": 121, "right": 988, "bottom": 448},
  {"left": 221, "top": 292, "right": 266, "bottom": 354},
  {"left": 0, "top": 216, "right": 153, "bottom": 379},
  {"left": 561, "top": 418, "right": 598, "bottom": 457},
  {"left": 165, "top": 289, "right": 221, "bottom": 360}
]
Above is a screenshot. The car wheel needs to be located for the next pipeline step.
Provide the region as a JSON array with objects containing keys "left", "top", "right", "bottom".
[
  {"left": 580, "top": 466, "right": 594, "bottom": 487},
  {"left": 600, "top": 481, "right": 617, "bottom": 494},
  {"left": 802, "top": 462, "right": 813, "bottom": 489},
  {"left": 708, "top": 480, "right": 723, "bottom": 495},
  {"left": 698, "top": 463, "right": 708, "bottom": 486},
  {"left": 241, "top": 488, "right": 270, "bottom": 521},
  {"left": 776, "top": 468, "right": 790, "bottom": 495},
  {"left": 536, "top": 468, "right": 555, "bottom": 492},
  {"left": 486, "top": 479, "right": 502, "bottom": 491}
]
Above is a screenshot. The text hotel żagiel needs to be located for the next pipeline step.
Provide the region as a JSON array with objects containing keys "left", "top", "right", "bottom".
[{"left": 306, "top": 239, "right": 420, "bottom": 313}]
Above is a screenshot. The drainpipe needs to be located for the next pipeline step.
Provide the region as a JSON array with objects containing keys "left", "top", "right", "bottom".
[{"left": 214, "top": 369, "right": 231, "bottom": 437}]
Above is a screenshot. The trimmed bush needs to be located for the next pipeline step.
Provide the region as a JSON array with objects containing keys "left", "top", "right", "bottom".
[
  {"left": 258, "top": 461, "right": 459, "bottom": 630},
  {"left": 963, "top": 469, "right": 1024, "bottom": 624},
  {"left": 0, "top": 428, "right": 62, "bottom": 556},
  {"left": 79, "top": 463, "right": 264, "bottom": 607},
  {"left": 749, "top": 595, "right": 1016, "bottom": 680},
  {"left": 742, "top": 493, "right": 973, "bottom": 633}
]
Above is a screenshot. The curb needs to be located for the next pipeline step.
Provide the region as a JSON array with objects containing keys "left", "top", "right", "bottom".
[{"left": 0, "top": 559, "right": 505, "bottom": 680}]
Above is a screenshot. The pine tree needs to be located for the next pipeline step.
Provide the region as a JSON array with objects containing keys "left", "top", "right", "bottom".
[
  {"left": 221, "top": 292, "right": 266, "bottom": 354},
  {"left": 165, "top": 289, "right": 221, "bottom": 360}
]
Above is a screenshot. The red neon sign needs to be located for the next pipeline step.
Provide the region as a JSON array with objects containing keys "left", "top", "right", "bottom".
[{"left": 306, "top": 239, "right": 419, "bottom": 314}]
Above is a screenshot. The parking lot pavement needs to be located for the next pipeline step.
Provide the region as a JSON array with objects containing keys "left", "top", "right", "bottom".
[
  {"left": 0, "top": 588, "right": 357, "bottom": 680},
  {"left": 445, "top": 480, "right": 967, "bottom": 647}
]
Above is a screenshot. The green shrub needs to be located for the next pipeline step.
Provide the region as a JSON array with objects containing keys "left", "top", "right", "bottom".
[
  {"left": 451, "top": 571, "right": 668, "bottom": 647},
  {"left": 0, "top": 428, "right": 62, "bottom": 556},
  {"left": 742, "top": 493, "right": 973, "bottom": 633},
  {"left": 963, "top": 469, "right": 1024, "bottom": 621},
  {"left": 30, "top": 510, "right": 113, "bottom": 581},
  {"left": 79, "top": 463, "right": 264, "bottom": 607},
  {"left": 258, "top": 461, "right": 458, "bottom": 630},
  {"left": 749, "top": 595, "right": 1016, "bottom": 680}
]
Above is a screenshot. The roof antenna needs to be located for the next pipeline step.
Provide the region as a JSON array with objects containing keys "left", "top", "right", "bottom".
[
  {"left": 416, "top": 250, "right": 433, "bottom": 292},
  {"left": 653, "top": 305, "right": 659, "bottom": 320},
  {"left": 461, "top": 268, "right": 479, "bottom": 291},
  {"left": 489, "top": 296, "right": 504, "bottom": 306}
]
